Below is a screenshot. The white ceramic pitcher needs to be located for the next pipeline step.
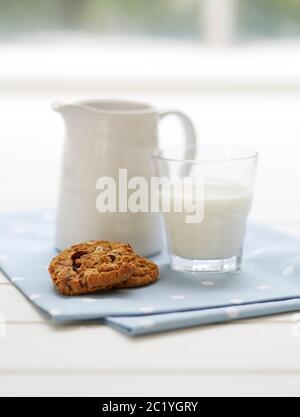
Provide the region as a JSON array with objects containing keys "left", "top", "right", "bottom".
[{"left": 54, "top": 99, "right": 196, "bottom": 256}]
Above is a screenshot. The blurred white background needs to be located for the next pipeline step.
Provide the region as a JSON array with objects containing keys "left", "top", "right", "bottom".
[{"left": 1, "top": 0, "right": 300, "bottom": 230}]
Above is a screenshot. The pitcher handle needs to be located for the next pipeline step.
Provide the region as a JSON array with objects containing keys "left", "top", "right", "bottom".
[{"left": 159, "top": 110, "right": 196, "bottom": 148}]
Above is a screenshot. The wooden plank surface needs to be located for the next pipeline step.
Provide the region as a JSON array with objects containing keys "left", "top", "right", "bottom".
[
  {"left": 1, "top": 373, "right": 300, "bottom": 397},
  {"left": 0, "top": 285, "right": 44, "bottom": 323},
  {"left": 0, "top": 276, "right": 9, "bottom": 284},
  {"left": 1, "top": 321, "right": 300, "bottom": 372}
]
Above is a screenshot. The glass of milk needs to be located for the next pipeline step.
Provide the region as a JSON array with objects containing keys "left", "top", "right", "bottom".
[{"left": 152, "top": 145, "right": 258, "bottom": 273}]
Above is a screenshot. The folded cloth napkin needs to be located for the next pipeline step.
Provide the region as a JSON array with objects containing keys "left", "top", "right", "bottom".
[{"left": 0, "top": 211, "right": 299, "bottom": 336}]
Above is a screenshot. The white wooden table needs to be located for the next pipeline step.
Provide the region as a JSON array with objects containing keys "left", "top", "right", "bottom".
[{"left": 1, "top": 45, "right": 300, "bottom": 395}]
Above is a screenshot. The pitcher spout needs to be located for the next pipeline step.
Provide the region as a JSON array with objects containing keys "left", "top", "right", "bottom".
[
  {"left": 52, "top": 101, "right": 66, "bottom": 113},
  {"left": 52, "top": 100, "right": 107, "bottom": 118}
]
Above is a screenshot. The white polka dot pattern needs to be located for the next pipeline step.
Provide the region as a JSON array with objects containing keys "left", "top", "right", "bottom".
[
  {"left": 230, "top": 299, "right": 243, "bottom": 305},
  {"left": 225, "top": 307, "right": 240, "bottom": 319},
  {"left": 139, "top": 319, "right": 154, "bottom": 328},
  {"left": 171, "top": 294, "right": 185, "bottom": 300},
  {"left": 29, "top": 294, "right": 41, "bottom": 301},
  {"left": 256, "top": 285, "right": 271, "bottom": 291},
  {"left": 140, "top": 306, "right": 154, "bottom": 313},
  {"left": 11, "top": 277, "right": 25, "bottom": 282},
  {"left": 283, "top": 265, "right": 295, "bottom": 276},
  {"left": 50, "top": 309, "right": 60, "bottom": 316},
  {"left": 201, "top": 281, "right": 216, "bottom": 287}
]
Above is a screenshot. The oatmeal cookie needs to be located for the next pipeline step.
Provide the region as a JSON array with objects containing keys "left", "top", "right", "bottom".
[
  {"left": 49, "top": 241, "right": 135, "bottom": 296},
  {"left": 114, "top": 256, "right": 159, "bottom": 289}
]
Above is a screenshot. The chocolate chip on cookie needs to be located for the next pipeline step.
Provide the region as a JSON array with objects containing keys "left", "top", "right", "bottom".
[
  {"left": 49, "top": 241, "right": 135, "bottom": 296},
  {"left": 114, "top": 256, "right": 159, "bottom": 289}
]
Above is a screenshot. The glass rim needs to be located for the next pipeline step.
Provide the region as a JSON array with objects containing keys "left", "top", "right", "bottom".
[{"left": 152, "top": 144, "right": 258, "bottom": 164}]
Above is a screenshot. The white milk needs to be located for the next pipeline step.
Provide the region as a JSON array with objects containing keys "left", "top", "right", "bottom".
[{"left": 162, "top": 179, "right": 252, "bottom": 260}]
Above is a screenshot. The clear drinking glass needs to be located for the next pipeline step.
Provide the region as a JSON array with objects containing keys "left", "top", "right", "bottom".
[{"left": 152, "top": 145, "right": 258, "bottom": 273}]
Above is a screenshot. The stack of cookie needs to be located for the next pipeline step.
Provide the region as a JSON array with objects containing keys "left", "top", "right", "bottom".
[{"left": 49, "top": 241, "right": 159, "bottom": 296}]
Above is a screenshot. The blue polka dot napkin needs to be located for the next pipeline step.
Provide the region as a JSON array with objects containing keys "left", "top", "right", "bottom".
[{"left": 0, "top": 211, "right": 299, "bottom": 336}]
